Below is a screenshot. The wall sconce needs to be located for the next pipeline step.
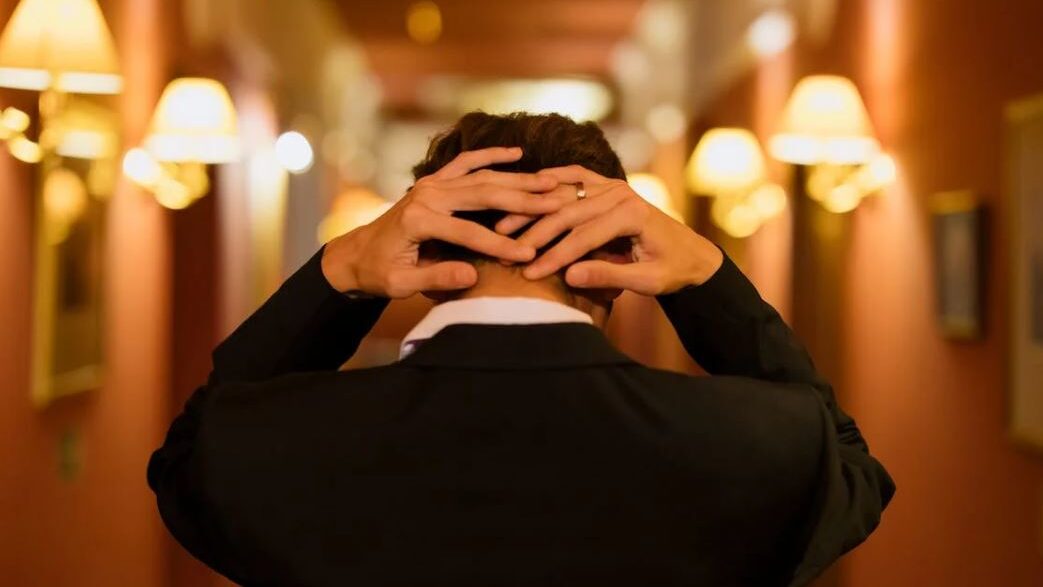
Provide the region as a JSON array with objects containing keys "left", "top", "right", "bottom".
[
  {"left": 770, "top": 75, "right": 896, "bottom": 212},
  {"left": 686, "top": 127, "right": 787, "bottom": 238},
  {"left": 122, "top": 77, "right": 240, "bottom": 209},
  {"left": 0, "top": 0, "right": 122, "bottom": 162}
]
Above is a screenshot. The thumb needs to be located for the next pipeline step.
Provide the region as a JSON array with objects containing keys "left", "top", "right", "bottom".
[
  {"left": 564, "top": 260, "right": 661, "bottom": 295},
  {"left": 388, "top": 262, "right": 477, "bottom": 297}
]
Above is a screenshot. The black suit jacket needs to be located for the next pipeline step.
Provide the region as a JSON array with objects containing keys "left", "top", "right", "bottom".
[{"left": 148, "top": 249, "right": 894, "bottom": 587}]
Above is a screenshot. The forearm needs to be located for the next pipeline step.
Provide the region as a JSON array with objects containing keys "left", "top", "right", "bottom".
[{"left": 209, "top": 246, "right": 388, "bottom": 385}]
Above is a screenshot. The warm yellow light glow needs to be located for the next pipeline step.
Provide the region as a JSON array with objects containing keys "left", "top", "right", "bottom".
[
  {"left": 747, "top": 9, "right": 796, "bottom": 58},
  {"left": 406, "top": 1, "right": 442, "bottom": 45},
  {"left": 0, "top": 0, "right": 122, "bottom": 94},
  {"left": 2, "top": 107, "right": 30, "bottom": 133},
  {"left": 711, "top": 197, "right": 761, "bottom": 238},
  {"left": 317, "top": 188, "right": 393, "bottom": 243},
  {"left": 56, "top": 130, "right": 110, "bottom": 159},
  {"left": 636, "top": 0, "right": 686, "bottom": 53},
  {"left": 154, "top": 176, "right": 195, "bottom": 210},
  {"left": 457, "top": 79, "right": 613, "bottom": 122},
  {"left": 43, "top": 167, "right": 87, "bottom": 220},
  {"left": 805, "top": 164, "right": 841, "bottom": 201},
  {"left": 178, "top": 162, "right": 210, "bottom": 199},
  {"left": 687, "top": 127, "right": 765, "bottom": 194},
  {"left": 8, "top": 134, "right": 41, "bottom": 162},
  {"left": 852, "top": 152, "right": 897, "bottom": 192},
  {"left": 770, "top": 75, "right": 879, "bottom": 165},
  {"left": 645, "top": 103, "right": 687, "bottom": 143},
  {"left": 145, "top": 77, "right": 239, "bottom": 163},
  {"left": 748, "top": 182, "right": 787, "bottom": 219},
  {"left": 86, "top": 157, "right": 115, "bottom": 197},
  {"left": 122, "top": 147, "right": 162, "bottom": 187},
  {"left": 275, "top": 131, "right": 314, "bottom": 174},
  {"left": 821, "top": 183, "right": 862, "bottom": 213},
  {"left": 51, "top": 97, "right": 118, "bottom": 159},
  {"left": 42, "top": 167, "right": 88, "bottom": 243},
  {"left": 627, "top": 173, "right": 683, "bottom": 221}
]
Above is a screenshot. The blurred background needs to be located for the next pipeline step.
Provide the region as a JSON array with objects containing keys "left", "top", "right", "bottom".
[{"left": 1, "top": 0, "right": 1042, "bottom": 585}]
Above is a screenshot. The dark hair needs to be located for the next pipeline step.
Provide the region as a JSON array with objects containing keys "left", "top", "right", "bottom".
[{"left": 413, "top": 111, "right": 627, "bottom": 263}]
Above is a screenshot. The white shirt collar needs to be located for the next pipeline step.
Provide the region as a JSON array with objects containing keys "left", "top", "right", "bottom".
[{"left": 399, "top": 297, "right": 593, "bottom": 359}]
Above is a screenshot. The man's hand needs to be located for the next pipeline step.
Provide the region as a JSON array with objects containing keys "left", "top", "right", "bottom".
[
  {"left": 321, "top": 147, "right": 561, "bottom": 298},
  {"left": 510, "top": 165, "right": 724, "bottom": 296}
]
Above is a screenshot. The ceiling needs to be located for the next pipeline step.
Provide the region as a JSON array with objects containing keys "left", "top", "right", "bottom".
[{"left": 330, "top": 0, "right": 649, "bottom": 110}]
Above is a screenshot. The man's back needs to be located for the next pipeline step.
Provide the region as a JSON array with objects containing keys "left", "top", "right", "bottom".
[{"left": 149, "top": 251, "right": 893, "bottom": 587}]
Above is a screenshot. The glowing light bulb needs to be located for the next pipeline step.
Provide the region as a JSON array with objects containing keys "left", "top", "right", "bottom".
[
  {"left": 822, "top": 183, "right": 862, "bottom": 213},
  {"left": 854, "top": 152, "right": 897, "bottom": 192},
  {"left": 749, "top": 183, "right": 787, "bottom": 219},
  {"left": 8, "top": 135, "right": 41, "bottom": 163},
  {"left": 711, "top": 196, "right": 761, "bottom": 238},
  {"left": 275, "top": 131, "right": 314, "bottom": 174},
  {"left": 122, "top": 147, "right": 162, "bottom": 187},
  {"left": 747, "top": 9, "right": 797, "bottom": 58},
  {"left": 1, "top": 106, "right": 29, "bottom": 132},
  {"left": 43, "top": 167, "right": 88, "bottom": 224},
  {"left": 154, "top": 177, "right": 195, "bottom": 210}
]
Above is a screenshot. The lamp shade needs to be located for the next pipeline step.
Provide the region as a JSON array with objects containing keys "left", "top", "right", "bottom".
[
  {"left": 145, "top": 78, "right": 239, "bottom": 163},
  {"left": 686, "top": 127, "right": 765, "bottom": 194},
  {"left": 628, "top": 172, "right": 683, "bottom": 221},
  {"left": 317, "top": 188, "right": 393, "bottom": 243},
  {"left": 0, "top": 0, "right": 121, "bottom": 94},
  {"left": 769, "top": 75, "right": 879, "bottom": 165}
]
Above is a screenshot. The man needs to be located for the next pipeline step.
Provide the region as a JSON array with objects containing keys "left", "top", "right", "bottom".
[{"left": 149, "top": 113, "right": 894, "bottom": 586}]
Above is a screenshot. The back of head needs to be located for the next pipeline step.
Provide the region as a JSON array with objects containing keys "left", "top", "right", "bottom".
[{"left": 413, "top": 111, "right": 627, "bottom": 264}]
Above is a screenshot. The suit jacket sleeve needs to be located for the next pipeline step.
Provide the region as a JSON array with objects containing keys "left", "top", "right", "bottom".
[
  {"left": 657, "top": 251, "right": 895, "bottom": 586},
  {"left": 147, "top": 247, "right": 388, "bottom": 584}
]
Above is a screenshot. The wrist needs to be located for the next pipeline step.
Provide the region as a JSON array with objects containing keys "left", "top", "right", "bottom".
[
  {"left": 690, "top": 236, "right": 724, "bottom": 285},
  {"left": 669, "top": 235, "right": 724, "bottom": 292},
  {"left": 321, "top": 232, "right": 363, "bottom": 293}
]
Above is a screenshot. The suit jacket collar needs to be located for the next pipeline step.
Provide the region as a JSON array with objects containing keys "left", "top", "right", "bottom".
[
  {"left": 399, "top": 297, "right": 593, "bottom": 359},
  {"left": 397, "top": 323, "right": 637, "bottom": 370}
]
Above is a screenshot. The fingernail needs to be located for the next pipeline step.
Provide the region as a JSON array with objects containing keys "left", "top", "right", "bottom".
[
  {"left": 570, "top": 268, "right": 588, "bottom": 285},
  {"left": 455, "top": 268, "right": 472, "bottom": 283},
  {"left": 517, "top": 245, "right": 536, "bottom": 259}
]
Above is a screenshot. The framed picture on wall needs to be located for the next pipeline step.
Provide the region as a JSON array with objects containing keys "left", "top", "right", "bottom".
[
  {"left": 30, "top": 97, "right": 118, "bottom": 407},
  {"left": 1006, "top": 94, "right": 1043, "bottom": 452},
  {"left": 930, "top": 191, "right": 984, "bottom": 340}
]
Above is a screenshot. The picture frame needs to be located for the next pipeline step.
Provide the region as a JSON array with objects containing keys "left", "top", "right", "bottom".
[
  {"left": 1005, "top": 93, "right": 1043, "bottom": 451},
  {"left": 30, "top": 96, "right": 118, "bottom": 407},
  {"left": 930, "top": 190, "right": 984, "bottom": 341}
]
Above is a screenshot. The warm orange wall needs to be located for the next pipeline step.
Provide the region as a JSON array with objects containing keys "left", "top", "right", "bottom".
[
  {"left": 703, "top": 0, "right": 1043, "bottom": 584},
  {"left": 0, "top": 0, "right": 173, "bottom": 584}
]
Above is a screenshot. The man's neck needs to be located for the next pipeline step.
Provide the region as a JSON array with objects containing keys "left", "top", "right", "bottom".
[
  {"left": 435, "top": 266, "right": 609, "bottom": 329},
  {"left": 454, "top": 268, "right": 574, "bottom": 306}
]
